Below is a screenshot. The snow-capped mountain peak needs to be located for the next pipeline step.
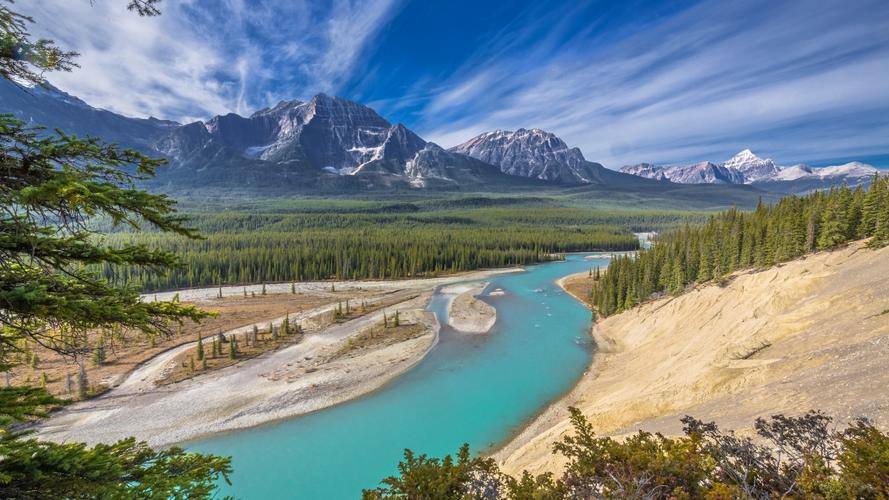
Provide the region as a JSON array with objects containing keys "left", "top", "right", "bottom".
[
  {"left": 620, "top": 148, "right": 882, "bottom": 193},
  {"left": 449, "top": 128, "right": 600, "bottom": 183},
  {"left": 721, "top": 149, "right": 780, "bottom": 182}
]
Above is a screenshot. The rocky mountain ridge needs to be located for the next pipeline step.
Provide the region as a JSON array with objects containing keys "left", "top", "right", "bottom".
[{"left": 620, "top": 149, "right": 880, "bottom": 193}]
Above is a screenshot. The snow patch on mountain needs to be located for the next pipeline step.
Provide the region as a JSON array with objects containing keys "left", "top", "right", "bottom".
[
  {"left": 620, "top": 150, "right": 880, "bottom": 188},
  {"left": 450, "top": 128, "right": 593, "bottom": 183}
]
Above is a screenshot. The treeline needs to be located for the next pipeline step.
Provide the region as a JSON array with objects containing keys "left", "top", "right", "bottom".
[
  {"left": 592, "top": 175, "right": 889, "bottom": 316},
  {"left": 96, "top": 221, "right": 639, "bottom": 291}
]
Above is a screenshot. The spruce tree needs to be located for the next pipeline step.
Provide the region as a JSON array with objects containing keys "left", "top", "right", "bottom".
[
  {"left": 77, "top": 360, "right": 88, "bottom": 399},
  {"left": 0, "top": 3, "right": 230, "bottom": 494},
  {"left": 196, "top": 333, "right": 204, "bottom": 361}
]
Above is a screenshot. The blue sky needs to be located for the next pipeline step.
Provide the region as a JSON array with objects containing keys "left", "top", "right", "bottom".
[{"left": 29, "top": 0, "right": 889, "bottom": 168}]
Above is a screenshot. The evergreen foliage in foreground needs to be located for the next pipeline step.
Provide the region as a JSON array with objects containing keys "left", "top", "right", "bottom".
[
  {"left": 0, "top": 386, "right": 231, "bottom": 498},
  {"left": 592, "top": 176, "right": 889, "bottom": 316},
  {"left": 364, "top": 408, "right": 889, "bottom": 499},
  {"left": 0, "top": 3, "right": 230, "bottom": 497}
]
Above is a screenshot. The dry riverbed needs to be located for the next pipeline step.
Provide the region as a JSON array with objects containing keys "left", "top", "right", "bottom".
[{"left": 34, "top": 268, "right": 518, "bottom": 447}]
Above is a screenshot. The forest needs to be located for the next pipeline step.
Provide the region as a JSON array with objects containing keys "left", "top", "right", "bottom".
[
  {"left": 93, "top": 205, "right": 704, "bottom": 291},
  {"left": 591, "top": 175, "right": 889, "bottom": 316}
]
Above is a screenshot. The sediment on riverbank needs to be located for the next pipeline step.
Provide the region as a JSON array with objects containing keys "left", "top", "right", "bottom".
[
  {"left": 34, "top": 268, "right": 520, "bottom": 448},
  {"left": 443, "top": 282, "right": 496, "bottom": 333}
]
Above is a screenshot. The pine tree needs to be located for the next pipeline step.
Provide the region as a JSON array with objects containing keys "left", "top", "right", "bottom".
[
  {"left": 669, "top": 258, "right": 684, "bottom": 295},
  {"left": 77, "top": 359, "right": 88, "bottom": 399},
  {"left": 91, "top": 340, "right": 106, "bottom": 367},
  {"left": 189, "top": 356, "right": 195, "bottom": 374},
  {"left": 252, "top": 324, "right": 259, "bottom": 345},
  {"left": 261, "top": 283, "right": 267, "bottom": 295},
  {"left": 869, "top": 189, "right": 889, "bottom": 248},
  {"left": 291, "top": 282, "right": 296, "bottom": 294},
  {"left": 282, "top": 315, "right": 290, "bottom": 335},
  {"left": 229, "top": 337, "right": 237, "bottom": 359},
  {"left": 817, "top": 195, "right": 848, "bottom": 249},
  {"left": 393, "top": 310, "right": 400, "bottom": 327},
  {"left": 196, "top": 333, "right": 204, "bottom": 361}
]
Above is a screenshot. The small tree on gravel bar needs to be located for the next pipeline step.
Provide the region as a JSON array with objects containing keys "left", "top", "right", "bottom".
[{"left": 196, "top": 333, "right": 204, "bottom": 361}]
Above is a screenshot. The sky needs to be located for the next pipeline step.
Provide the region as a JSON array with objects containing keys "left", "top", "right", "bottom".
[{"left": 27, "top": 0, "right": 889, "bottom": 169}]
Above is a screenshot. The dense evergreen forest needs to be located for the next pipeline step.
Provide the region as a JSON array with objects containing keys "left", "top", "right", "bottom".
[
  {"left": 592, "top": 175, "right": 889, "bottom": 316},
  {"left": 95, "top": 205, "right": 702, "bottom": 291}
]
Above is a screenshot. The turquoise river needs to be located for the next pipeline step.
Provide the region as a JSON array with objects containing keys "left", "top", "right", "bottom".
[{"left": 190, "top": 253, "right": 610, "bottom": 498}]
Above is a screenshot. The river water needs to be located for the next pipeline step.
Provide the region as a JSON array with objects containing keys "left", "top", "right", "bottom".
[{"left": 189, "top": 253, "right": 610, "bottom": 498}]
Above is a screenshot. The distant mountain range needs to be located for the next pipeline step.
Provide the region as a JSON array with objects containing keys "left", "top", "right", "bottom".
[
  {"left": 2, "top": 79, "right": 881, "bottom": 195},
  {"left": 620, "top": 149, "right": 880, "bottom": 194},
  {"left": 1, "top": 80, "right": 649, "bottom": 192}
]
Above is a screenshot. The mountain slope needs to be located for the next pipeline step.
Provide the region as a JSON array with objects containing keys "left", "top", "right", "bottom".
[
  {"left": 499, "top": 240, "right": 889, "bottom": 476},
  {"left": 451, "top": 128, "right": 664, "bottom": 188},
  {"left": 0, "top": 79, "right": 177, "bottom": 149},
  {"left": 620, "top": 148, "right": 880, "bottom": 193},
  {"left": 451, "top": 129, "right": 599, "bottom": 183}
]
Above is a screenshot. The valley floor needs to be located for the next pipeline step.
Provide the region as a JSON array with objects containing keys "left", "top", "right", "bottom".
[
  {"left": 34, "top": 269, "right": 519, "bottom": 447},
  {"left": 497, "top": 240, "right": 889, "bottom": 476}
]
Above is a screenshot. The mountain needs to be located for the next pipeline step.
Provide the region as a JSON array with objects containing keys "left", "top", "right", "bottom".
[
  {"left": 721, "top": 149, "right": 780, "bottom": 182},
  {"left": 755, "top": 161, "right": 881, "bottom": 194},
  {"left": 620, "top": 149, "right": 880, "bottom": 193},
  {"left": 621, "top": 161, "right": 744, "bottom": 184},
  {"left": 2, "top": 84, "right": 526, "bottom": 190},
  {"left": 0, "top": 78, "right": 178, "bottom": 149},
  {"left": 451, "top": 128, "right": 607, "bottom": 184}
]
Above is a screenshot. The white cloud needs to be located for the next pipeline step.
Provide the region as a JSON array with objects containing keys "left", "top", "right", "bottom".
[
  {"left": 419, "top": 0, "right": 889, "bottom": 168},
  {"left": 25, "top": 0, "right": 399, "bottom": 122}
]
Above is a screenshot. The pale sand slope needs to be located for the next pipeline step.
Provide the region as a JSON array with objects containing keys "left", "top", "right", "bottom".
[
  {"left": 443, "top": 282, "right": 497, "bottom": 333},
  {"left": 498, "top": 240, "right": 889, "bottom": 476},
  {"left": 35, "top": 292, "right": 438, "bottom": 447}
]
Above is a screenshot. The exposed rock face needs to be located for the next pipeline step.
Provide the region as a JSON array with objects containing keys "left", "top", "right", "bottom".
[
  {"left": 622, "top": 161, "right": 744, "bottom": 184},
  {"left": 721, "top": 149, "right": 780, "bottom": 182},
  {"left": 620, "top": 149, "right": 880, "bottom": 192},
  {"left": 451, "top": 128, "right": 601, "bottom": 184},
  {"left": 157, "top": 94, "right": 425, "bottom": 175}
]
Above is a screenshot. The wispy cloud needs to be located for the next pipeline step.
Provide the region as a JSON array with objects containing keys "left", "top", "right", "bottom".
[
  {"left": 27, "top": 0, "right": 400, "bottom": 122},
  {"left": 417, "top": 0, "right": 889, "bottom": 167}
]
